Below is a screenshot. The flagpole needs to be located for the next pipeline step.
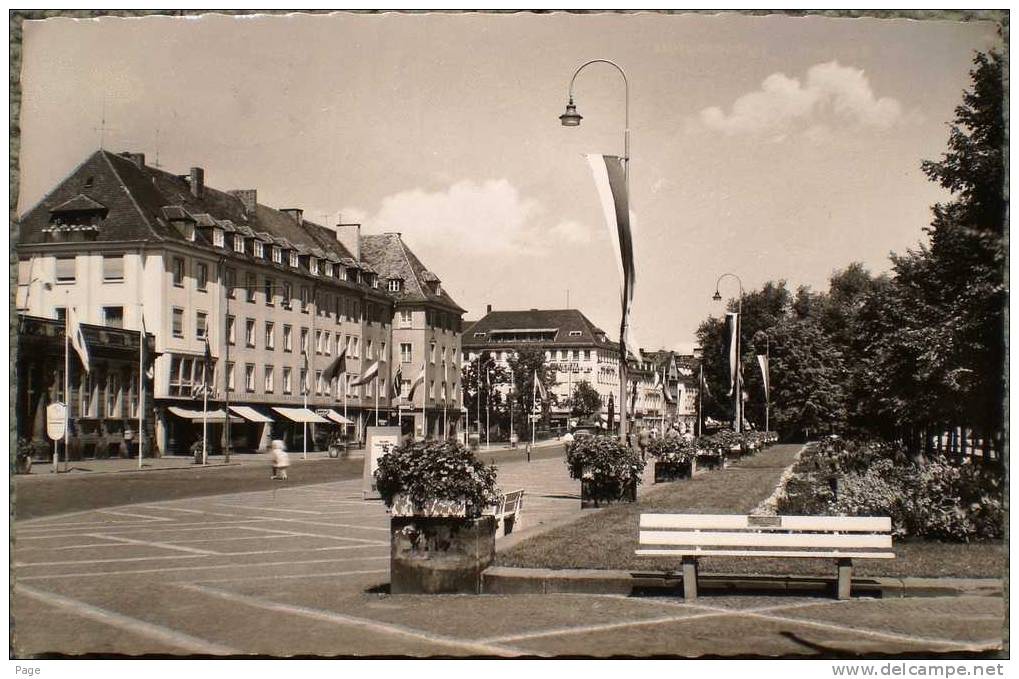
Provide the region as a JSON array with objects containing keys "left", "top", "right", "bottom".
[
  {"left": 202, "top": 378, "right": 208, "bottom": 465},
  {"left": 764, "top": 334, "right": 770, "bottom": 432},
  {"left": 697, "top": 363, "right": 704, "bottom": 438},
  {"left": 486, "top": 369, "right": 490, "bottom": 450},
  {"left": 138, "top": 312, "right": 144, "bottom": 470},
  {"left": 531, "top": 370, "right": 537, "bottom": 448},
  {"left": 62, "top": 330, "right": 68, "bottom": 473},
  {"left": 343, "top": 371, "right": 348, "bottom": 445},
  {"left": 375, "top": 375, "right": 379, "bottom": 426},
  {"left": 422, "top": 358, "right": 428, "bottom": 439}
]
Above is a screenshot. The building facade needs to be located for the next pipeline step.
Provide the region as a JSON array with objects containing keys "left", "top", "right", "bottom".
[{"left": 16, "top": 149, "right": 464, "bottom": 455}]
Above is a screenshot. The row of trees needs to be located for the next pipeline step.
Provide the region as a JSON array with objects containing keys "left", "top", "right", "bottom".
[{"left": 698, "top": 51, "right": 1004, "bottom": 455}]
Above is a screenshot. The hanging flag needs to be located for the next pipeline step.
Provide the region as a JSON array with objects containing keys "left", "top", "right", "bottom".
[
  {"left": 700, "top": 365, "right": 711, "bottom": 398},
  {"left": 67, "top": 306, "right": 91, "bottom": 373},
  {"left": 392, "top": 365, "right": 403, "bottom": 398},
  {"left": 203, "top": 337, "right": 213, "bottom": 385},
  {"left": 661, "top": 366, "right": 674, "bottom": 404},
  {"left": 724, "top": 312, "right": 741, "bottom": 397},
  {"left": 534, "top": 370, "right": 548, "bottom": 401},
  {"left": 351, "top": 361, "right": 380, "bottom": 387},
  {"left": 407, "top": 364, "right": 426, "bottom": 399},
  {"left": 630, "top": 378, "right": 639, "bottom": 412},
  {"left": 141, "top": 313, "right": 153, "bottom": 379},
  {"left": 757, "top": 353, "right": 770, "bottom": 397},
  {"left": 322, "top": 344, "right": 348, "bottom": 382}
]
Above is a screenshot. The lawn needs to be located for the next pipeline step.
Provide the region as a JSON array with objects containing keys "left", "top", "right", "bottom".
[{"left": 496, "top": 443, "right": 1005, "bottom": 579}]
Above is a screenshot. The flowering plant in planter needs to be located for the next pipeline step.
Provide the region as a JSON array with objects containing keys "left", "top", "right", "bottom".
[
  {"left": 566, "top": 435, "right": 646, "bottom": 502},
  {"left": 646, "top": 436, "right": 695, "bottom": 464},
  {"left": 375, "top": 439, "right": 499, "bottom": 519}
]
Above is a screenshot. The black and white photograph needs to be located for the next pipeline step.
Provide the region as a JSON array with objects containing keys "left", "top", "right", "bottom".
[{"left": 8, "top": 9, "right": 1008, "bottom": 664}]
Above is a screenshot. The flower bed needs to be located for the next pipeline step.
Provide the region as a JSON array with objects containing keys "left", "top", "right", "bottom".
[
  {"left": 646, "top": 437, "right": 695, "bottom": 482},
  {"left": 566, "top": 435, "right": 646, "bottom": 507}
]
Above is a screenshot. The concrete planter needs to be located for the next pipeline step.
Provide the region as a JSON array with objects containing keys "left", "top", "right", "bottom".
[
  {"left": 390, "top": 495, "right": 467, "bottom": 517},
  {"left": 390, "top": 515, "right": 496, "bottom": 594},
  {"left": 580, "top": 477, "right": 637, "bottom": 508},
  {"left": 696, "top": 453, "right": 725, "bottom": 471},
  {"left": 653, "top": 460, "right": 693, "bottom": 483}
]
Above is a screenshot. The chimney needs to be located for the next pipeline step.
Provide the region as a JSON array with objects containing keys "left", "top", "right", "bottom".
[
  {"left": 486, "top": 304, "right": 492, "bottom": 314},
  {"left": 335, "top": 214, "right": 360, "bottom": 260},
  {"left": 120, "top": 152, "right": 145, "bottom": 168},
  {"left": 281, "top": 208, "right": 304, "bottom": 225},
  {"left": 189, "top": 167, "right": 204, "bottom": 199},
  {"left": 229, "top": 189, "right": 257, "bottom": 214}
]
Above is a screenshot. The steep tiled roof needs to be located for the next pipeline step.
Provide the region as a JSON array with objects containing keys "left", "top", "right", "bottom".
[
  {"left": 50, "top": 194, "right": 107, "bottom": 213},
  {"left": 360, "top": 233, "right": 465, "bottom": 312},
  {"left": 462, "top": 309, "right": 618, "bottom": 350}
]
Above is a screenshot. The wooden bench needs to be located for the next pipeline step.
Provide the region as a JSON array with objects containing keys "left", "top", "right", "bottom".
[
  {"left": 487, "top": 489, "right": 525, "bottom": 538},
  {"left": 635, "top": 514, "right": 894, "bottom": 600}
]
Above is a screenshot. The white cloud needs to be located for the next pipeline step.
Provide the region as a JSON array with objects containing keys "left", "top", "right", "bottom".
[
  {"left": 550, "top": 220, "right": 591, "bottom": 244},
  {"left": 700, "top": 61, "right": 903, "bottom": 137}
]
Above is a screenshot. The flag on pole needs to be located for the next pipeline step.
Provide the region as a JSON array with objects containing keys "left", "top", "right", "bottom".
[
  {"left": 322, "top": 344, "right": 348, "bottom": 382},
  {"left": 700, "top": 365, "right": 712, "bottom": 398},
  {"left": 67, "top": 306, "right": 91, "bottom": 373},
  {"left": 407, "top": 364, "right": 426, "bottom": 399},
  {"left": 392, "top": 365, "right": 403, "bottom": 398},
  {"left": 661, "top": 366, "right": 674, "bottom": 404},
  {"left": 630, "top": 378, "right": 638, "bottom": 412},
  {"left": 203, "top": 337, "right": 213, "bottom": 386},
  {"left": 724, "top": 312, "right": 741, "bottom": 397},
  {"left": 351, "top": 360, "right": 380, "bottom": 387},
  {"left": 534, "top": 370, "right": 547, "bottom": 401},
  {"left": 757, "top": 353, "right": 770, "bottom": 396}
]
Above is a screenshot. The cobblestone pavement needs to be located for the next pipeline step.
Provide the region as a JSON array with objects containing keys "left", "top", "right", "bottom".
[{"left": 11, "top": 453, "right": 1004, "bottom": 658}]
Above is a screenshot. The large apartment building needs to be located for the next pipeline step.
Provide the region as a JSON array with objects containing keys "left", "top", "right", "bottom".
[{"left": 16, "top": 149, "right": 465, "bottom": 456}]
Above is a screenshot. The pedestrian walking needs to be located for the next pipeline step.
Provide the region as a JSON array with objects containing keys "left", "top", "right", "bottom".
[{"left": 270, "top": 439, "right": 290, "bottom": 480}]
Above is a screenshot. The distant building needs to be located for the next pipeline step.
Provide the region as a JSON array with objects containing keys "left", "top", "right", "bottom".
[{"left": 16, "top": 149, "right": 465, "bottom": 455}]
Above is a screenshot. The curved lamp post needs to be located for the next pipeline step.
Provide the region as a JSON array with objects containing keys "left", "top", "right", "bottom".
[
  {"left": 712, "top": 273, "right": 744, "bottom": 433},
  {"left": 560, "top": 58, "right": 631, "bottom": 442}
]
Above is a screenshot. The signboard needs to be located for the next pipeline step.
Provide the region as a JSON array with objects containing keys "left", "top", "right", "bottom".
[
  {"left": 362, "top": 426, "right": 401, "bottom": 500},
  {"left": 528, "top": 414, "right": 541, "bottom": 422},
  {"left": 46, "top": 403, "right": 66, "bottom": 441}
]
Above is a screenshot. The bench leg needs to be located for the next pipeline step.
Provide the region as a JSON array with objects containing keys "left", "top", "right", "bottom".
[
  {"left": 837, "top": 558, "right": 853, "bottom": 600},
  {"left": 682, "top": 556, "right": 699, "bottom": 600}
]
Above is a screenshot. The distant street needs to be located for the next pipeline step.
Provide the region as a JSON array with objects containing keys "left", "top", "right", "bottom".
[{"left": 13, "top": 444, "right": 566, "bottom": 521}]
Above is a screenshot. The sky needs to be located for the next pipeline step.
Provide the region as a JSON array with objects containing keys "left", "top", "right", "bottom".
[{"left": 16, "top": 11, "right": 1002, "bottom": 353}]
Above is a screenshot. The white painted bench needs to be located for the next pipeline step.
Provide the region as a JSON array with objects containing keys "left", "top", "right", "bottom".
[
  {"left": 486, "top": 489, "right": 525, "bottom": 538},
  {"left": 635, "top": 514, "right": 894, "bottom": 600}
]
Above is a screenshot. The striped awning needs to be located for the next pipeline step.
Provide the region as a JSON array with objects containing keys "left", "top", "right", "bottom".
[
  {"left": 167, "top": 406, "right": 228, "bottom": 422},
  {"left": 318, "top": 409, "right": 354, "bottom": 425},
  {"left": 229, "top": 405, "right": 274, "bottom": 423},
  {"left": 272, "top": 407, "right": 329, "bottom": 424}
]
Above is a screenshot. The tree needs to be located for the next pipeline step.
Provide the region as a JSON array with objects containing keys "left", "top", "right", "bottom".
[
  {"left": 506, "top": 348, "right": 556, "bottom": 437},
  {"left": 569, "top": 380, "right": 602, "bottom": 421},
  {"left": 461, "top": 351, "right": 509, "bottom": 434}
]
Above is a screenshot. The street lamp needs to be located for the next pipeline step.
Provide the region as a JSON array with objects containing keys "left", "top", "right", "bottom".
[
  {"left": 560, "top": 58, "right": 631, "bottom": 443},
  {"left": 712, "top": 272, "right": 744, "bottom": 433}
]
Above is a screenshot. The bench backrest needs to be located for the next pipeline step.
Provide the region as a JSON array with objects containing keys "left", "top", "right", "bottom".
[
  {"left": 638, "top": 514, "right": 893, "bottom": 553},
  {"left": 493, "top": 489, "right": 525, "bottom": 516}
]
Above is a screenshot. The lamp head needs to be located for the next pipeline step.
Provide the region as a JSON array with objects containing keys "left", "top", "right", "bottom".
[
  {"left": 559, "top": 98, "right": 583, "bottom": 127},
  {"left": 712, "top": 291, "right": 722, "bottom": 302}
]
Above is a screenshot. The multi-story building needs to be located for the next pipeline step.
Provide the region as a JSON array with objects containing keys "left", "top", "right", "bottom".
[{"left": 16, "top": 149, "right": 464, "bottom": 455}]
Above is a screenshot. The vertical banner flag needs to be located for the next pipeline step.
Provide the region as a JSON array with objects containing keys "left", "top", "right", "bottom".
[
  {"left": 662, "top": 366, "right": 674, "bottom": 404},
  {"left": 67, "top": 306, "right": 91, "bottom": 373},
  {"left": 323, "top": 344, "right": 348, "bottom": 383},
  {"left": 407, "top": 364, "right": 426, "bottom": 399},
  {"left": 392, "top": 365, "right": 403, "bottom": 399},
  {"left": 630, "top": 378, "right": 639, "bottom": 412},
  {"left": 203, "top": 337, "right": 213, "bottom": 386},
  {"left": 757, "top": 354, "right": 770, "bottom": 398},
  {"left": 534, "top": 370, "right": 548, "bottom": 401},
  {"left": 724, "top": 312, "right": 741, "bottom": 397},
  {"left": 352, "top": 361, "right": 380, "bottom": 387},
  {"left": 586, "top": 154, "right": 639, "bottom": 354}
]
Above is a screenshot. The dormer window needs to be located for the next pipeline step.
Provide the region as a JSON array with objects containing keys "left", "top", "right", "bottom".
[
  {"left": 371, "top": 274, "right": 379, "bottom": 289},
  {"left": 435, "top": 283, "right": 442, "bottom": 295},
  {"left": 323, "top": 262, "right": 333, "bottom": 278},
  {"left": 233, "top": 235, "right": 245, "bottom": 254},
  {"left": 289, "top": 252, "right": 299, "bottom": 268},
  {"left": 272, "top": 246, "right": 282, "bottom": 263},
  {"left": 388, "top": 279, "right": 403, "bottom": 292},
  {"left": 310, "top": 258, "right": 319, "bottom": 276},
  {"left": 253, "top": 241, "right": 264, "bottom": 258},
  {"left": 569, "top": 330, "right": 582, "bottom": 337},
  {"left": 213, "top": 229, "right": 224, "bottom": 247}
]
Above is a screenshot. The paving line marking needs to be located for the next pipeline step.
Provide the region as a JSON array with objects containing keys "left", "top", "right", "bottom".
[
  {"left": 15, "top": 519, "right": 267, "bottom": 539},
  {"left": 15, "top": 553, "right": 208, "bottom": 567},
  {"left": 178, "top": 583, "right": 527, "bottom": 657},
  {"left": 16, "top": 584, "right": 239, "bottom": 655},
  {"left": 87, "top": 533, "right": 222, "bottom": 556},
  {"left": 210, "top": 503, "right": 324, "bottom": 515},
  {"left": 245, "top": 516, "right": 391, "bottom": 532},
  {"left": 211, "top": 543, "right": 391, "bottom": 557},
  {"left": 236, "top": 525, "right": 388, "bottom": 545},
  {"left": 98, "top": 509, "right": 176, "bottom": 522},
  {"left": 155, "top": 534, "right": 296, "bottom": 545},
  {"left": 194, "top": 564, "right": 389, "bottom": 583},
  {"left": 16, "top": 548, "right": 389, "bottom": 580}
]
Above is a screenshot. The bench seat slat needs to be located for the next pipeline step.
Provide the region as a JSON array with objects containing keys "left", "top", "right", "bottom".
[
  {"left": 640, "top": 530, "right": 892, "bottom": 549},
  {"left": 639, "top": 514, "right": 891, "bottom": 533},
  {"left": 635, "top": 549, "right": 895, "bottom": 559}
]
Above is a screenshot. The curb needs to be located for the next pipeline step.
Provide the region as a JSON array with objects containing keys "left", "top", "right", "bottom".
[{"left": 482, "top": 566, "right": 1003, "bottom": 599}]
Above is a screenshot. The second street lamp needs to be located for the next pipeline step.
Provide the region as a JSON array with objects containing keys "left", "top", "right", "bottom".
[{"left": 713, "top": 272, "right": 744, "bottom": 433}]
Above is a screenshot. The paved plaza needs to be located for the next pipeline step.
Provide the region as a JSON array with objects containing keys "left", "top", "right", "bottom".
[{"left": 12, "top": 454, "right": 1004, "bottom": 658}]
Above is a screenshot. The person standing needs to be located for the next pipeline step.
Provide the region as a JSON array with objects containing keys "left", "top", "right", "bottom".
[{"left": 270, "top": 439, "right": 290, "bottom": 480}]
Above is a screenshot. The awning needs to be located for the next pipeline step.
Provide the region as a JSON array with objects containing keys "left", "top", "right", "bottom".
[
  {"left": 272, "top": 407, "right": 329, "bottom": 424},
  {"left": 168, "top": 406, "right": 228, "bottom": 422},
  {"left": 318, "top": 409, "right": 354, "bottom": 425},
  {"left": 229, "top": 405, "right": 274, "bottom": 423}
]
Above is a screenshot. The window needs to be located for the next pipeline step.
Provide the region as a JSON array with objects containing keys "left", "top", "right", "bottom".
[
  {"left": 300, "top": 368, "right": 308, "bottom": 395},
  {"left": 196, "top": 311, "right": 208, "bottom": 339},
  {"left": 56, "top": 257, "right": 76, "bottom": 283},
  {"left": 381, "top": 341, "right": 386, "bottom": 362},
  {"left": 272, "top": 246, "right": 282, "bottom": 263},
  {"left": 569, "top": 330, "right": 582, "bottom": 337},
  {"left": 265, "top": 321, "right": 275, "bottom": 350},
  {"left": 310, "top": 258, "right": 319, "bottom": 276},
  {"left": 172, "top": 308, "right": 184, "bottom": 338},
  {"left": 54, "top": 307, "right": 66, "bottom": 322},
  {"left": 169, "top": 355, "right": 196, "bottom": 397},
  {"left": 233, "top": 235, "right": 245, "bottom": 254},
  {"left": 264, "top": 277, "right": 275, "bottom": 306},
  {"left": 430, "top": 342, "right": 436, "bottom": 363},
  {"left": 388, "top": 279, "right": 402, "bottom": 292},
  {"left": 102, "top": 306, "right": 124, "bottom": 328},
  {"left": 283, "top": 367, "right": 292, "bottom": 394},
  {"left": 226, "top": 315, "right": 236, "bottom": 345},
  {"left": 282, "top": 281, "right": 293, "bottom": 309},
  {"left": 225, "top": 267, "right": 237, "bottom": 298},
  {"left": 264, "top": 365, "right": 275, "bottom": 393},
  {"left": 401, "top": 343, "right": 412, "bottom": 363},
  {"left": 102, "top": 255, "right": 124, "bottom": 281},
  {"left": 367, "top": 339, "right": 374, "bottom": 361},
  {"left": 226, "top": 362, "right": 235, "bottom": 391},
  {"left": 245, "top": 319, "right": 255, "bottom": 348},
  {"left": 253, "top": 241, "right": 264, "bottom": 259},
  {"left": 473, "top": 332, "right": 486, "bottom": 338},
  {"left": 322, "top": 262, "right": 332, "bottom": 278},
  {"left": 80, "top": 373, "right": 95, "bottom": 418},
  {"left": 399, "top": 309, "right": 412, "bottom": 328},
  {"left": 300, "top": 327, "right": 309, "bottom": 354},
  {"left": 315, "top": 370, "right": 323, "bottom": 395},
  {"left": 283, "top": 324, "right": 293, "bottom": 352},
  {"left": 334, "top": 296, "right": 342, "bottom": 321},
  {"left": 300, "top": 286, "right": 309, "bottom": 313},
  {"left": 245, "top": 364, "right": 255, "bottom": 392},
  {"left": 245, "top": 273, "right": 256, "bottom": 302},
  {"left": 323, "top": 331, "right": 331, "bottom": 356},
  {"left": 351, "top": 336, "right": 359, "bottom": 358},
  {"left": 316, "top": 330, "right": 323, "bottom": 355},
  {"left": 106, "top": 372, "right": 122, "bottom": 418},
  {"left": 213, "top": 229, "right": 224, "bottom": 247},
  {"left": 339, "top": 267, "right": 348, "bottom": 282},
  {"left": 196, "top": 262, "right": 208, "bottom": 291},
  {"left": 289, "top": 252, "right": 299, "bottom": 268},
  {"left": 172, "top": 257, "right": 185, "bottom": 287}
]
